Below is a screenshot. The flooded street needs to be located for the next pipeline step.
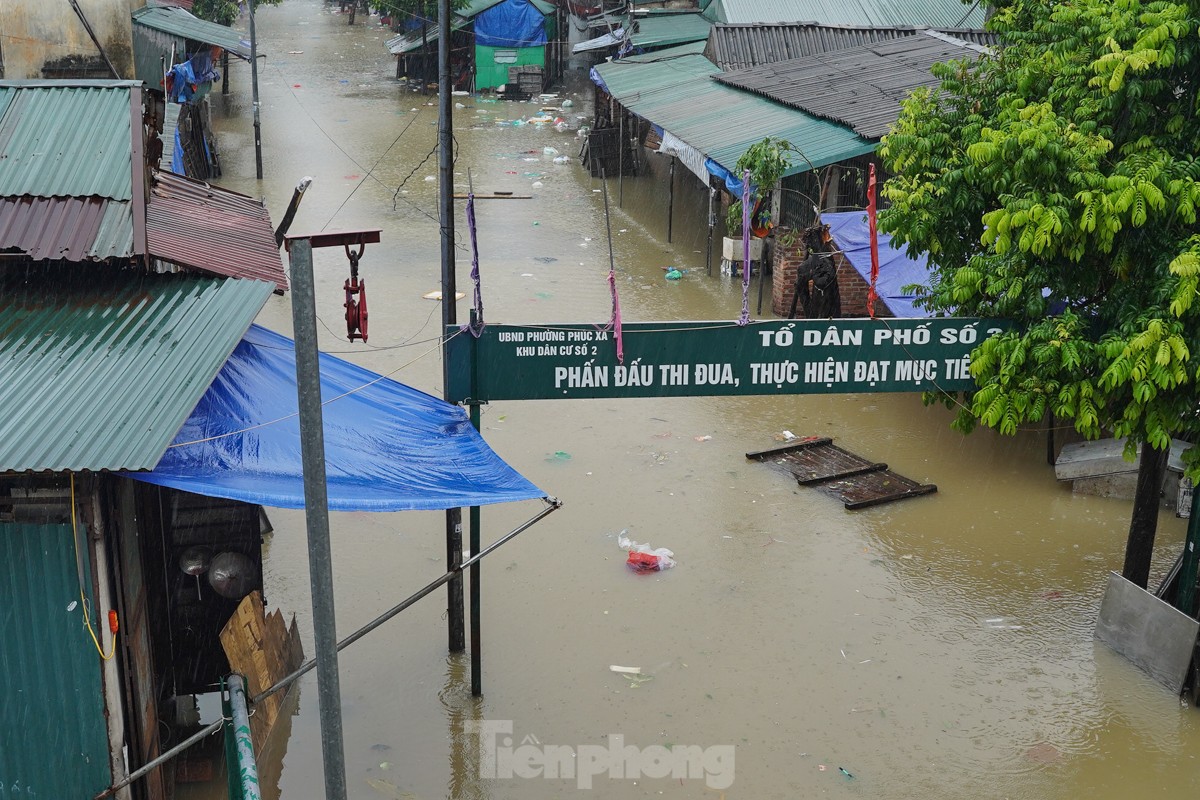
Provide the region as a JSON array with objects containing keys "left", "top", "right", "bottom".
[{"left": 192, "top": 2, "right": 1200, "bottom": 797}]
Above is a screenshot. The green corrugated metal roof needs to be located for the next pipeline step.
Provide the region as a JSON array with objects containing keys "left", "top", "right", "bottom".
[
  {"left": 387, "top": 20, "right": 469, "bottom": 55},
  {"left": 131, "top": 5, "right": 252, "bottom": 58},
  {"left": 705, "top": 0, "right": 986, "bottom": 27},
  {"left": 594, "top": 53, "right": 875, "bottom": 176},
  {"left": 0, "top": 268, "right": 273, "bottom": 472},
  {"left": 630, "top": 13, "right": 713, "bottom": 49},
  {"left": 617, "top": 41, "right": 709, "bottom": 62},
  {"left": 0, "top": 81, "right": 135, "bottom": 200},
  {"left": 0, "top": 522, "right": 111, "bottom": 799}
]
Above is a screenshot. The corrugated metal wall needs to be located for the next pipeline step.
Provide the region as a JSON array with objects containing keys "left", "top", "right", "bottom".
[
  {"left": 0, "top": 523, "right": 111, "bottom": 799},
  {"left": 133, "top": 24, "right": 181, "bottom": 89}
]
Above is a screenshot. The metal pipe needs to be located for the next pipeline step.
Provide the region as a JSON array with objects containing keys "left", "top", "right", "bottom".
[
  {"left": 439, "top": 0, "right": 466, "bottom": 655},
  {"left": 250, "top": 2, "right": 264, "bottom": 180},
  {"left": 94, "top": 722, "right": 223, "bottom": 799},
  {"left": 289, "top": 238, "right": 348, "bottom": 800},
  {"left": 254, "top": 499, "right": 561, "bottom": 706},
  {"left": 67, "top": 0, "right": 119, "bottom": 78},
  {"left": 227, "top": 675, "right": 262, "bottom": 800}
]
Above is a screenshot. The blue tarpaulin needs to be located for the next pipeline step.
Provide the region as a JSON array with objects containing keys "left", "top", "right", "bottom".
[
  {"left": 126, "top": 325, "right": 545, "bottom": 511},
  {"left": 823, "top": 211, "right": 932, "bottom": 318},
  {"left": 474, "top": 0, "right": 546, "bottom": 47}
]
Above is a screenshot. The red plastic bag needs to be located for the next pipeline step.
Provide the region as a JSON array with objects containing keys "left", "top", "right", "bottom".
[{"left": 627, "top": 550, "right": 670, "bottom": 573}]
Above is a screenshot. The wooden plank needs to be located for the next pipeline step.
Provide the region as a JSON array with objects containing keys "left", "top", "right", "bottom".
[
  {"left": 745, "top": 436, "right": 831, "bottom": 460},
  {"left": 796, "top": 462, "right": 887, "bottom": 486},
  {"left": 844, "top": 483, "right": 937, "bottom": 510}
]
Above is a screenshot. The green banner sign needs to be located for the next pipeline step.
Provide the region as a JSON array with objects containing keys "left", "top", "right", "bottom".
[{"left": 445, "top": 318, "right": 1012, "bottom": 402}]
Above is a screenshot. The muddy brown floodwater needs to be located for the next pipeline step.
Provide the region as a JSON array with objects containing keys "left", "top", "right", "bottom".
[{"left": 177, "top": 2, "right": 1200, "bottom": 798}]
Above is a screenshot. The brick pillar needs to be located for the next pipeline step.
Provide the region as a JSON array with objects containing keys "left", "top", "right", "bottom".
[
  {"left": 772, "top": 225, "right": 895, "bottom": 318},
  {"left": 772, "top": 227, "right": 807, "bottom": 317}
]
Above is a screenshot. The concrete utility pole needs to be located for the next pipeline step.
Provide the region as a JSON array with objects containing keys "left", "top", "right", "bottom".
[
  {"left": 437, "top": 0, "right": 466, "bottom": 654},
  {"left": 250, "top": 0, "right": 264, "bottom": 179}
]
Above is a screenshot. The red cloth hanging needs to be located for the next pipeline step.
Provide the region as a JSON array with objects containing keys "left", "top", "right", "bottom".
[{"left": 866, "top": 163, "right": 880, "bottom": 319}]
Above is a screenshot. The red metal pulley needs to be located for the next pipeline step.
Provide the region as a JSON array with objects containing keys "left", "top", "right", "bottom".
[
  {"left": 343, "top": 242, "right": 368, "bottom": 342},
  {"left": 345, "top": 276, "right": 368, "bottom": 342}
]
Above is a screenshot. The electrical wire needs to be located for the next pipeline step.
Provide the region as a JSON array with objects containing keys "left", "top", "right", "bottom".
[{"left": 70, "top": 473, "right": 116, "bottom": 660}]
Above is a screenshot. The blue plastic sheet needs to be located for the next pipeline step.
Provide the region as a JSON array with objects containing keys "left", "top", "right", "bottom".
[
  {"left": 705, "top": 157, "right": 749, "bottom": 197},
  {"left": 474, "top": 0, "right": 547, "bottom": 47},
  {"left": 126, "top": 325, "right": 545, "bottom": 511},
  {"left": 823, "top": 210, "right": 932, "bottom": 318}
]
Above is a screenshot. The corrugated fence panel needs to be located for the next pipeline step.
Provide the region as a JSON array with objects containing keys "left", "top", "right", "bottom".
[{"left": 0, "top": 523, "right": 111, "bottom": 800}]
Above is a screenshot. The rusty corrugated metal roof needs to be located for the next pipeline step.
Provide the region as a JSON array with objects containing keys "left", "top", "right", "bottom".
[
  {"left": 146, "top": 171, "right": 288, "bottom": 291},
  {"left": 706, "top": 22, "right": 995, "bottom": 70},
  {"left": 0, "top": 197, "right": 135, "bottom": 261},
  {"left": 714, "top": 31, "right": 989, "bottom": 139},
  {"left": 0, "top": 266, "right": 274, "bottom": 472},
  {"left": 0, "top": 81, "right": 137, "bottom": 200}
]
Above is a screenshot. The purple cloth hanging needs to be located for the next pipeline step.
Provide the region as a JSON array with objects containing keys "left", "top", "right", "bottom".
[{"left": 739, "top": 169, "right": 752, "bottom": 326}]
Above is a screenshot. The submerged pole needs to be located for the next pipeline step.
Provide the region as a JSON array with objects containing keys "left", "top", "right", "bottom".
[
  {"left": 470, "top": 405, "right": 482, "bottom": 696},
  {"left": 1177, "top": 484, "right": 1200, "bottom": 615},
  {"left": 618, "top": 111, "right": 624, "bottom": 207},
  {"left": 288, "top": 238, "right": 348, "bottom": 800},
  {"left": 250, "top": 1, "right": 263, "bottom": 180},
  {"left": 439, "top": 0, "right": 466, "bottom": 654},
  {"left": 667, "top": 155, "right": 675, "bottom": 243},
  {"left": 706, "top": 184, "right": 714, "bottom": 276}
]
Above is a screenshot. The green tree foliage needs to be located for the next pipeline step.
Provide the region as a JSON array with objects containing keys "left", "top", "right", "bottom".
[
  {"left": 726, "top": 137, "right": 809, "bottom": 233},
  {"left": 192, "top": 0, "right": 284, "bottom": 28},
  {"left": 880, "top": 0, "right": 1200, "bottom": 470}
]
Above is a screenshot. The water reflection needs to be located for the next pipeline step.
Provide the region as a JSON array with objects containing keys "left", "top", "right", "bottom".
[{"left": 440, "top": 655, "right": 489, "bottom": 800}]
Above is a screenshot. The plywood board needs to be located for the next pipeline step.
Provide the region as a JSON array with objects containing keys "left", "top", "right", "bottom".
[
  {"left": 1095, "top": 571, "right": 1199, "bottom": 694},
  {"left": 220, "top": 590, "right": 304, "bottom": 753}
]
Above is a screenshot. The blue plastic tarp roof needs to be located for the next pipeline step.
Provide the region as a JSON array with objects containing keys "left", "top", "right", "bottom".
[
  {"left": 125, "top": 325, "right": 545, "bottom": 511},
  {"left": 823, "top": 210, "right": 932, "bottom": 318},
  {"left": 475, "top": 0, "right": 547, "bottom": 47}
]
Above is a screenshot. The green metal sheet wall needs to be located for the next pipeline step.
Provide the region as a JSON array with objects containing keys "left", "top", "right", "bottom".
[
  {"left": 476, "top": 44, "right": 545, "bottom": 90},
  {"left": 0, "top": 523, "right": 111, "bottom": 799}
]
